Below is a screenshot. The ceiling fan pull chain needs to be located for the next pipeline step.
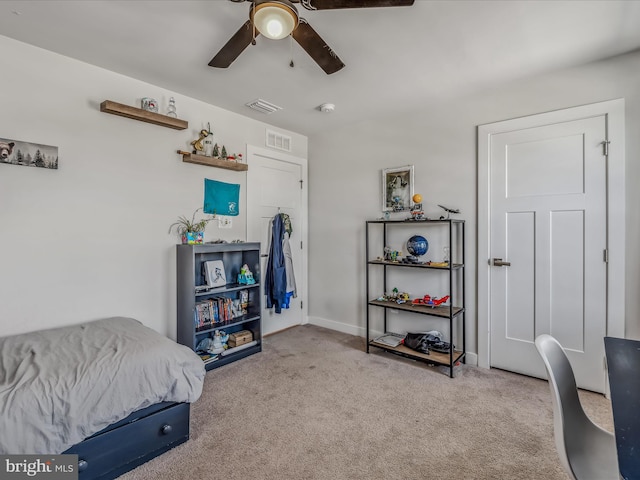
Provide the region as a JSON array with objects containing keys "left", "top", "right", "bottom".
[
  {"left": 290, "top": 35, "right": 295, "bottom": 68},
  {"left": 251, "top": 3, "right": 257, "bottom": 45}
]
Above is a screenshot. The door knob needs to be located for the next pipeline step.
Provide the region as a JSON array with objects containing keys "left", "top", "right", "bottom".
[{"left": 492, "top": 258, "right": 511, "bottom": 267}]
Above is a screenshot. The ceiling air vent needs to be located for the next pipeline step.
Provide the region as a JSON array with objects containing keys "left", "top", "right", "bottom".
[
  {"left": 266, "top": 130, "right": 292, "bottom": 152},
  {"left": 245, "top": 98, "right": 282, "bottom": 114}
]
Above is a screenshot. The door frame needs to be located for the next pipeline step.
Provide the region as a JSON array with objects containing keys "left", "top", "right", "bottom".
[
  {"left": 477, "top": 99, "right": 625, "bottom": 369},
  {"left": 246, "top": 144, "right": 309, "bottom": 329}
]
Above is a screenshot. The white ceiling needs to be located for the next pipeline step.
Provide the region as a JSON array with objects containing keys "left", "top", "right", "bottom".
[{"left": 1, "top": 0, "right": 639, "bottom": 137}]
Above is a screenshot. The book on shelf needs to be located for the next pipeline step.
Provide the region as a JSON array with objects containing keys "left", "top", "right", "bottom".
[
  {"left": 195, "top": 301, "right": 213, "bottom": 328},
  {"left": 197, "top": 352, "right": 219, "bottom": 364},
  {"left": 194, "top": 296, "right": 237, "bottom": 329},
  {"left": 205, "top": 296, "right": 234, "bottom": 323}
]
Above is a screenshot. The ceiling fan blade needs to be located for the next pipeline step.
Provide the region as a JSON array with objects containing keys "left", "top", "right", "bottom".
[
  {"left": 299, "top": 0, "right": 414, "bottom": 10},
  {"left": 292, "top": 20, "right": 345, "bottom": 75},
  {"left": 208, "top": 20, "right": 257, "bottom": 68}
]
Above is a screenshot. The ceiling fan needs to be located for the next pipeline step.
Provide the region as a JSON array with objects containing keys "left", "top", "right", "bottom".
[{"left": 208, "top": 0, "right": 415, "bottom": 75}]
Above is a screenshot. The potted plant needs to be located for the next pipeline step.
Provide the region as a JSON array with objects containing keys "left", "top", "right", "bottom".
[{"left": 168, "top": 208, "right": 215, "bottom": 244}]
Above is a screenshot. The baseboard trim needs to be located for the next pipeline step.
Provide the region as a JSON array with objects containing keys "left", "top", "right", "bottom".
[
  {"left": 465, "top": 351, "right": 478, "bottom": 366},
  {"left": 307, "top": 316, "right": 364, "bottom": 337}
]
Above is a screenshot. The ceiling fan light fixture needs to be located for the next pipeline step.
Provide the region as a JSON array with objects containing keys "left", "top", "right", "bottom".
[{"left": 251, "top": 1, "right": 299, "bottom": 40}]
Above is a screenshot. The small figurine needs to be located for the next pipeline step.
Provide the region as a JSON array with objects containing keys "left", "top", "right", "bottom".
[
  {"left": 211, "top": 330, "right": 228, "bottom": 354},
  {"left": 238, "top": 264, "right": 256, "bottom": 285},
  {"left": 191, "top": 123, "right": 212, "bottom": 154},
  {"left": 167, "top": 97, "right": 177, "bottom": 118},
  {"left": 221, "top": 145, "right": 228, "bottom": 160},
  {"left": 410, "top": 193, "right": 425, "bottom": 220},
  {"left": 212, "top": 143, "right": 219, "bottom": 158},
  {"left": 383, "top": 246, "right": 400, "bottom": 262}
]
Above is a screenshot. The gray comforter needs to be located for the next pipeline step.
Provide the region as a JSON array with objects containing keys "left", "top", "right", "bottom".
[{"left": 0, "top": 317, "right": 205, "bottom": 454}]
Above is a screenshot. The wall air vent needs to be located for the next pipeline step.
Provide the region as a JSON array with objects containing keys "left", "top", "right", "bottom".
[
  {"left": 245, "top": 99, "right": 282, "bottom": 114},
  {"left": 266, "top": 130, "right": 292, "bottom": 152}
]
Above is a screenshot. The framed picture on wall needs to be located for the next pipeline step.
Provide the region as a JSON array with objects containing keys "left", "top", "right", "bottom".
[
  {"left": 382, "top": 165, "right": 414, "bottom": 212},
  {"left": 0, "top": 136, "right": 58, "bottom": 170}
]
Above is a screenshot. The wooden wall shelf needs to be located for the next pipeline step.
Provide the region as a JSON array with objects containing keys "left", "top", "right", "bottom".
[
  {"left": 178, "top": 151, "right": 248, "bottom": 172},
  {"left": 100, "top": 100, "right": 188, "bottom": 130}
]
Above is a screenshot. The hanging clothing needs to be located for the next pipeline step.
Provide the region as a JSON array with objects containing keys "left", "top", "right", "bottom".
[
  {"left": 282, "top": 230, "right": 297, "bottom": 300},
  {"left": 264, "top": 214, "right": 287, "bottom": 313},
  {"left": 280, "top": 213, "right": 293, "bottom": 236}
]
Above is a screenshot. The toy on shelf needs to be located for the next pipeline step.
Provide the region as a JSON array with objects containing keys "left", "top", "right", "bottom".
[
  {"left": 409, "top": 193, "right": 425, "bottom": 220},
  {"left": 411, "top": 294, "right": 450, "bottom": 307},
  {"left": 438, "top": 204, "right": 460, "bottom": 220},
  {"left": 377, "top": 288, "right": 410, "bottom": 304},
  {"left": 237, "top": 264, "right": 256, "bottom": 285},
  {"left": 210, "top": 330, "right": 229, "bottom": 354},
  {"left": 382, "top": 246, "right": 401, "bottom": 262}
]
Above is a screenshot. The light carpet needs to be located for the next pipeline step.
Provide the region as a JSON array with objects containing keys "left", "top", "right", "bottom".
[{"left": 121, "top": 324, "right": 613, "bottom": 480}]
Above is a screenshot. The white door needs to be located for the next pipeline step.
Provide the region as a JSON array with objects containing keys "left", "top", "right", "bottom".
[
  {"left": 489, "top": 116, "right": 608, "bottom": 392},
  {"left": 246, "top": 145, "right": 307, "bottom": 336}
]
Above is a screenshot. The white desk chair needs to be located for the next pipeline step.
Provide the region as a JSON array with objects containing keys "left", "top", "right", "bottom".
[{"left": 534, "top": 334, "right": 619, "bottom": 480}]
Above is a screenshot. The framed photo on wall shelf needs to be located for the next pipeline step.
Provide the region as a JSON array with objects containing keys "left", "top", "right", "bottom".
[{"left": 382, "top": 165, "right": 414, "bottom": 212}]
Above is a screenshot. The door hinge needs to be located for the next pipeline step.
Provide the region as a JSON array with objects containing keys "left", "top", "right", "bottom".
[
  {"left": 603, "top": 249, "right": 608, "bottom": 263},
  {"left": 300, "top": 179, "right": 303, "bottom": 189},
  {"left": 300, "top": 240, "right": 303, "bottom": 249},
  {"left": 601, "top": 140, "right": 610, "bottom": 156},
  {"left": 300, "top": 300, "right": 303, "bottom": 309}
]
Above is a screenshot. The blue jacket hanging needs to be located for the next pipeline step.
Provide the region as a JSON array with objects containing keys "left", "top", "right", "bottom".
[{"left": 265, "top": 214, "right": 287, "bottom": 313}]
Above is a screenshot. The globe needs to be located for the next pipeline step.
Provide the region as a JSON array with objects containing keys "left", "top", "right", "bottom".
[{"left": 406, "top": 235, "right": 429, "bottom": 257}]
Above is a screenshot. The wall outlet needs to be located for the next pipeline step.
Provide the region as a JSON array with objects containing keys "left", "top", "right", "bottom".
[{"left": 218, "top": 216, "right": 232, "bottom": 229}]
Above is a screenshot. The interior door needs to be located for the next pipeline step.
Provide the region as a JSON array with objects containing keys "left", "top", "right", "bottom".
[
  {"left": 489, "top": 115, "right": 608, "bottom": 392},
  {"left": 246, "top": 146, "right": 305, "bottom": 336}
]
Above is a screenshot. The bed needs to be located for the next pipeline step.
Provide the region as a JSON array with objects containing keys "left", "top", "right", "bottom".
[{"left": 0, "top": 317, "right": 206, "bottom": 479}]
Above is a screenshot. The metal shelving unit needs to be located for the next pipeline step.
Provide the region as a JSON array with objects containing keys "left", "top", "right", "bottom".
[{"left": 365, "top": 219, "right": 466, "bottom": 377}]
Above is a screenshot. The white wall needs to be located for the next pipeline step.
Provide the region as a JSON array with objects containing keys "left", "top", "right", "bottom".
[
  {"left": 308, "top": 49, "right": 640, "bottom": 357},
  {"left": 0, "top": 35, "right": 307, "bottom": 339}
]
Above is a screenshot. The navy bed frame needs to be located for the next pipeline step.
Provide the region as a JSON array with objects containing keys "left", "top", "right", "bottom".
[{"left": 63, "top": 401, "right": 190, "bottom": 480}]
